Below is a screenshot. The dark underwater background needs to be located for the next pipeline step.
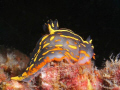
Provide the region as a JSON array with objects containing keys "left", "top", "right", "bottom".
[{"left": 0, "top": 0, "right": 120, "bottom": 68}]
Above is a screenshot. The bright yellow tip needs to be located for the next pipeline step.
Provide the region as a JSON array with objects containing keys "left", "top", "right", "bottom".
[
  {"left": 11, "top": 76, "right": 25, "bottom": 81},
  {"left": 48, "top": 24, "right": 55, "bottom": 34},
  {"left": 87, "top": 79, "right": 93, "bottom": 90},
  {"left": 89, "top": 39, "right": 92, "bottom": 44}
]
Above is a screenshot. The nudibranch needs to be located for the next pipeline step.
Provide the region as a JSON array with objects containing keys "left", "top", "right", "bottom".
[{"left": 11, "top": 20, "right": 94, "bottom": 82}]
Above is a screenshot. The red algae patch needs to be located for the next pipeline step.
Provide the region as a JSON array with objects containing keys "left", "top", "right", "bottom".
[
  {"left": 39, "top": 61, "right": 102, "bottom": 90},
  {"left": 0, "top": 46, "right": 120, "bottom": 90}
]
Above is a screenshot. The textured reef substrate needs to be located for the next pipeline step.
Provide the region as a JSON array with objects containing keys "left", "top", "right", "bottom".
[{"left": 0, "top": 47, "right": 120, "bottom": 90}]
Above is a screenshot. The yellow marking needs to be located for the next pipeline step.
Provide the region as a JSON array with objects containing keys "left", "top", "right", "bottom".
[
  {"left": 26, "top": 67, "right": 29, "bottom": 71},
  {"left": 79, "top": 50, "right": 90, "bottom": 57},
  {"left": 91, "top": 45, "right": 94, "bottom": 49},
  {"left": 33, "top": 46, "right": 41, "bottom": 62},
  {"left": 29, "top": 64, "right": 34, "bottom": 70},
  {"left": 89, "top": 39, "right": 92, "bottom": 44},
  {"left": 11, "top": 76, "right": 25, "bottom": 81},
  {"left": 54, "top": 29, "right": 72, "bottom": 32},
  {"left": 34, "top": 53, "right": 37, "bottom": 57},
  {"left": 37, "top": 47, "right": 41, "bottom": 53},
  {"left": 66, "top": 49, "right": 69, "bottom": 51},
  {"left": 42, "top": 51, "right": 49, "bottom": 55},
  {"left": 34, "top": 57, "right": 38, "bottom": 62},
  {"left": 43, "top": 43, "right": 50, "bottom": 48},
  {"left": 38, "top": 57, "right": 44, "bottom": 61},
  {"left": 65, "top": 52, "right": 78, "bottom": 61},
  {"left": 52, "top": 23, "right": 54, "bottom": 27},
  {"left": 34, "top": 46, "right": 41, "bottom": 58},
  {"left": 83, "top": 41, "right": 89, "bottom": 44},
  {"left": 39, "top": 42, "right": 42, "bottom": 46},
  {"left": 42, "top": 48, "right": 63, "bottom": 56},
  {"left": 68, "top": 45, "right": 77, "bottom": 49},
  {"left": 55, "top": 39, "right": 61, "bottom": 42},
  {"left": 34, "top": 55, "right": 38, "bottom": 62},
  {"left": 42, "top": 35, "right": 49, "bottom": 41},
  {"left": 50, "top": 36, "right": 55, "bottom": 41},
  {"left": 39, "top": 46, "right": 41, "bottom": 49},
  {"left": 46, "top": 25, "right": 89, "bottom": 45},
  {"left": 51, "top": 52, "right": 54, "bottom": 53},
  {"left": 79, "top": 45, "right": 81, "bottom": 47},
  {"left": 60, "top": 35, "right": 79, "bottom": 41},
  {"left": 51, "top": 29, "right": 81, "bottom": 39},
  {"left": 43, "top": 41, "right": 46, "bottom": 44},
  {"left": 55, "top": 44, "right": 63, "bottom": 47},
  {"left": 22, "top": 72, "right": 28, "bottom": 77},
  {"left": 42, "top": 50, "right": 52, "bottom": 56},
  {"left": 80, "top": 43, "right": 86, "bottom": 47},
  {"left": 39, "top": 35, "right": 49, "bottom": 45},
  {"left": 48, "top": 24, "right": 55, "bottom": 34},
  {"left": 52, "top": 29, "right": 90, "bottom": 44},
  {"left": 24, "top": 56, "right": 50, "bottom": 76},
  {"left": 57, "top": 21, "right": 59, "bottom": 27}
]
